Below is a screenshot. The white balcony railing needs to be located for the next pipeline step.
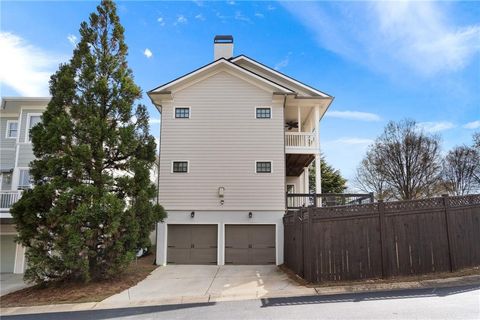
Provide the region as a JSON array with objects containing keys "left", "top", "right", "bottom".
[
  {"left": 285, "top": 132, "right": 317, "bottom": 150},
  {"left": 0, "top": 191, "right": 22, "bottom": 210}
]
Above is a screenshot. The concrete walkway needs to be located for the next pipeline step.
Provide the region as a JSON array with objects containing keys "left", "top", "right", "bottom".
[
  {"left": 102, "top": 265, "right": 315, "bottom": 304},
  {"left": 0, "top": 274, "right": 29, "bottom": 297}
]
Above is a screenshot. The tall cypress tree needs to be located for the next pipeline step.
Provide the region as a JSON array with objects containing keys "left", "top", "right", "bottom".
[{"left": 11, "top": 0, "right": 166, "bottom": 283}]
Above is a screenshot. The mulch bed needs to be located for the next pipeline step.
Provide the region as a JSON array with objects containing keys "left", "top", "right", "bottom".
[
  {"left": 0, "top": 254, "right": 157, "bottom": 308},
  {"left": 279, "top": 264, "right": 480, "bottom": 288}
]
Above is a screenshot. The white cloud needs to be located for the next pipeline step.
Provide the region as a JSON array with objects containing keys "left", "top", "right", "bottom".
[
  {"left": 67, "top": 34, "right": 77, "bottom": 46},
  {"left": 282, "top": 2, "right": 480, "bottom": 77},
  {"left": 0, "top": 32, "right": 64, "bottom": 96},
  {"left": 325, "top": 110, "right": 381, "bottom": 122},
  {"left": 227, "top": 1, "right": 235, "bottom": 5},
  {"left": 255, "top": 12, "right": 265, "bottom": 18},
  {"left": 234, "top": 11, "right": 251, "bottom": 23},
  {"left": 143, "top": 48, "right": 153, "bottom": 58},
  {"left": 174, "top": 15, "right": 188, "bottom": 25},
  {"left": 195, "top": 14, "right": 205, "bottom": 21},
  {"left": 157, "top": 17, "right": 165, "bottom": 27},
  {"left": 463, "top": 120, "right": 480, "bottom": 129},
  {"left": 417, "top": 121, "right": 456, "bottom": 133},
  {"left": 274, "top": 52, "right": 292, "bottom": 70}
]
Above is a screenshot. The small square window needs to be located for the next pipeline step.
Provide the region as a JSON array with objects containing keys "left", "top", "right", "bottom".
[
  {"left": 256, "top": 161, "right": 272, "bottom": 173},
  {"left": 172, "top": 161, "right": 188, "bottom": 173},
  {"left": 175, "top": 108, "right": 190, "bottom": 119},
  {"left": 256, "top": 108, "right": 271, "bottom": 119},
  {"left": 7, "top": 122, "right": 18, "bottom": 138}
]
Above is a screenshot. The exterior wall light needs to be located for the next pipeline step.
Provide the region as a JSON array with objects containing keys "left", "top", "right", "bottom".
[
  {"left": 191, "top": 211, "right": 195, "bottom": 218},
  {"left": 218, "top": 187, "right": 225, "bottom": 198},
  {"left": 249, "top": 212, "right": 253, "bottom": 219}
]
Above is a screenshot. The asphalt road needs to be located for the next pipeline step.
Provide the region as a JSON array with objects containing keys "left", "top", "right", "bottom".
[{"left": 2, "top": 284, "right": 479, "bottom": 320}]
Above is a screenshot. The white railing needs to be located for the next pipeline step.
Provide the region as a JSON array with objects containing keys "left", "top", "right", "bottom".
[
  {"left": 0, "top": 191, "right": 22, "bottom": 210},
  {"left": 285, "top": 132, "right": 317, "bottom": 149}
]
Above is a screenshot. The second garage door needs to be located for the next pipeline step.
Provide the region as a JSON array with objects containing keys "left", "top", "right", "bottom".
[
  {"left": 225, "top": 225, "right": 276, "bottom": 265},
  {"left": 167, "top": 224, "right": 217, "bottom": 265}
]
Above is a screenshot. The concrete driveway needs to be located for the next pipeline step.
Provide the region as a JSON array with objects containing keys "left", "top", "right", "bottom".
[
  {"left": 102, "top": 265, "right": 315, "bottom": 304},
  {"left": 0, "top": 273, "right": 29, "bottom": 296}
]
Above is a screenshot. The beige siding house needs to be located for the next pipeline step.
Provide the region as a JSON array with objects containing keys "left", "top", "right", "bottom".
[
  {"left": 0, "top": 97, "right": 49, "bottom": 274},
  {"left": 148, "top": 36, "right": 333, "bottom": 266}
]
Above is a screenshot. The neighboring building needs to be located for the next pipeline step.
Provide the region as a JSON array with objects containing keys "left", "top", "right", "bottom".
[
  {"left": 148, "top": 36, "right": 333, "bottom": 266},
  {"left": 0, "top": 97, "right": 50, "bottom": 273}
]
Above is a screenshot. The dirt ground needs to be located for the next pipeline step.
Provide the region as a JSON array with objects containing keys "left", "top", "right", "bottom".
[
  {"left": 279, "top": 264, "right": 480, "bottom": 288},
  {"left": 0, "top": 254, "right": 157, "bottom": 308}
]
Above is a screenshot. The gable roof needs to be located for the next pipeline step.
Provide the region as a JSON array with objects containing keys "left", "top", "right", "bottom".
[
  {"left": 230, "top": 55, "right": 331, "bottom": 98},
  {"left": 148, "top": 58, "right": 295, "bottom": 94}
]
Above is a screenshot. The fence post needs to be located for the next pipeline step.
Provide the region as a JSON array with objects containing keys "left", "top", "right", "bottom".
[
  {"left": 378, "top": 200, "right": 389, "bottom": 278},
  {"left": 369, "top": 192, "right": 375, "bottom": 203},
  {"left": 442, "top": 194, "right": 455, "bottom": 272}
]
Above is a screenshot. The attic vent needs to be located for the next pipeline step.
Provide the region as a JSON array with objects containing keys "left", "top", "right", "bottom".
[{"left": 214, "top": 35, "right": 234, "bottom": 60}]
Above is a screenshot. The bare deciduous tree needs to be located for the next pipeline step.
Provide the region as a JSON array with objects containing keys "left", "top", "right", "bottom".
[
  {"left": 355, "top": 119, "right": 442, "bottom": 200},
  {"left": 442, "top": 145, "right": 480, "bottom": 195},
  {"left": 354, "top": 150, "right": 392, "bottom": 201}
]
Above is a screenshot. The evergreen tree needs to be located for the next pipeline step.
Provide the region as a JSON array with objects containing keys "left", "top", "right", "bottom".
[
  {"left": 309, "top": 156, "right": 347, "bottom": 193},
  {"left": 11, "top": 0, "right": 166, "bottom": 283}
]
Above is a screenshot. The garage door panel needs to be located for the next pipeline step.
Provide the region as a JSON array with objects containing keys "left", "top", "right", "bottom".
[
  {"left": 191, "top": 225, "right": 217, "bottom": 249},
  {"left": 225, "top": 248, "right": 249, "bottom": 265},
  {"left": 251, "top": 226, "right": 275, "bottom": 248},
  {"left": 167, "top": 248, "right": 190, "bottom": 264},
  {"left": 250, "top": 248, "right": 276, "bottom": 265},
  {"left": 225, "top": 225, "right": 249, "bottom": 248},
  {"left": 190, "top": 248, "right": 217, "bottom": 264},
  {"left": 167, "top": 225, "right": 191, "bottom": 249}
]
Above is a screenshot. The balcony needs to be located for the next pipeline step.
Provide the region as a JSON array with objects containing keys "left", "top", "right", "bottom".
[
  {"left": 0, "top": 191, "right": 22, "bottom": 217},
  {"left": 285, "top": 132, "right": 317, "bottom": 153},
  {"left": 286, "top": 193, "right": 374, "bottom": 210}
]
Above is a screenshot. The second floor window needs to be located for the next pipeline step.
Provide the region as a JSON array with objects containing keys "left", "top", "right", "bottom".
[
  {"left": 27, "top": 115, "right": 41, "bottom": 142},
  {"left": 175, "top": 107, "right": 190, "bottom": 119},
  {"left": 6, "top": 121, "right": 18, "bottom": 138},
  {"left": 18, "top": 169, "right": 31, "bottom": 189},
  {"left": 172, "top": 161, "right": 189, "bottom": 173},
  {"left": 256, "top": 107, "right": 271, "bottom": 119},
  {"left": 256, "top": 161, "right": 272, "bottom": 173}
]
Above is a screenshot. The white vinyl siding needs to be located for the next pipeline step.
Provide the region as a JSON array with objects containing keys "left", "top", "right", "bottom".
[
  {"left": 158, "top": 71, "right": 285, "bottom": 211},
  {"left": 0, "top": 117, "right": 18, "bottom": 149},
  {"left": 16, "top": 144, "right": 35, "bottom": 167}
]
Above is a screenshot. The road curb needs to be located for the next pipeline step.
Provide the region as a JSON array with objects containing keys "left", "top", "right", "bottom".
[{"left": 1, "top": 274, "right": 479, "bottom": 316}]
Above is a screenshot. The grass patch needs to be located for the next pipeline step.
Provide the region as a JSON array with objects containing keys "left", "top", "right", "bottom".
[{"left": 0, "top": 253, "right": 157, "bottom": 308}]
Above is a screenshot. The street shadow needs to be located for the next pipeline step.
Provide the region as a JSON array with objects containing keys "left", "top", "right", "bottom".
[
  {"left": 260, "top": 284, "right": 480, "bottom": 308},
  {"left": 1, "top": 301, "right": 215, "bottom": 320}
]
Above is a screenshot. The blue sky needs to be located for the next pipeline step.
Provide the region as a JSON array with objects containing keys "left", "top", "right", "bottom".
[{"left": 1, "top": 1, "right": 479, "bottom": 186}]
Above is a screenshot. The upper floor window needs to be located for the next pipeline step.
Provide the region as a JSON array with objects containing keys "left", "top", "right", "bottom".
[
  {"left": 256, "top": 161, "right": 272, "bottom": 173},
  {"left": 26, "top": 114, "right": 42, "bottom": 142},
  {"left": 6, "top": 121, "right": 18, "bottom": 139},
  {"left": 172, "top": 161, "right": 189, "bottom": 173},
  {"left": 174, "top": 107, "right": 190, "bottom": 119},
  {"left": 18, "top": 169, "right": 31, "bottom": 190},
  {"left": 256, "top": 107, "right": 271, "bottom": 119}
]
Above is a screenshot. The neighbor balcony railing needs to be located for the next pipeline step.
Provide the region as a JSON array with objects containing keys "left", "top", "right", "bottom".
[
  {"left": 0, "top": 191, "right": 22, "bottom": 210},
  {"left": 286, "top": 193, "right": 374, "bottom": 209},
  {"left": 285, "top": 132, "right": 317, "bottom": 149}
]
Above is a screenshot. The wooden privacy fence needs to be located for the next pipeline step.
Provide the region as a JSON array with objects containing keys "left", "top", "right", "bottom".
[{"left": 283, "top": 194, "right": 480, "bottom": 283}]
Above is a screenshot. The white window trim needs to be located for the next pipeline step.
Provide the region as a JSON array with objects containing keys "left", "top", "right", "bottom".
[
  {"left": 24, "top": 113, "right": 42, "bottom": 143},
  {"left": 255, "top": 106, "right": 272, "bottom": 119},
  {"left": 173, "top": 106, "right": 191, "bottom": 119},
  {"left": 171, "top": 160, "right": 190, "bottom": 173},
  {"left": 5, "top": 120, "right": 19, "bottom": 139},
  {"left": 17, "top": 168, "right": 31, "bottom": 190},
  {"left": 255, "top": 160, "right": 273, "bottom": 174}
]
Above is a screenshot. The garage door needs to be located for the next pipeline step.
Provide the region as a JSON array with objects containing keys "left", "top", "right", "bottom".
[
  {"left": 167, "top": 225, "right": 217, "bottom": 264},
  {"left": 1, "top": 235, "right": 16, "bottom": 273},
  {"left": 225, "top": 225, "right": 276, "bottom": 265}
]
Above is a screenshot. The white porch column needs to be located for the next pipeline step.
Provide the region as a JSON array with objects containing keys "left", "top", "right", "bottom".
[
  {"left": 303, "top": 166, "right": 309, "bottom": 194},
  {"left": 297, "top": 105, "right": 302, "bottom": 132},
  {"left": 13, "top": 244, "right": 26, "bottom": 274},
  {"left": 156, "top": 222, "right": 167, "bottom": 266},
  {"left": 314, "top": 105, "right": 321, "bottom": 197}
]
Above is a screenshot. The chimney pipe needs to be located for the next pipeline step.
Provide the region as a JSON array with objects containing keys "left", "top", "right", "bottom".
[{"left": 214, "top": 35, "right": 234, "bottom": 60}]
